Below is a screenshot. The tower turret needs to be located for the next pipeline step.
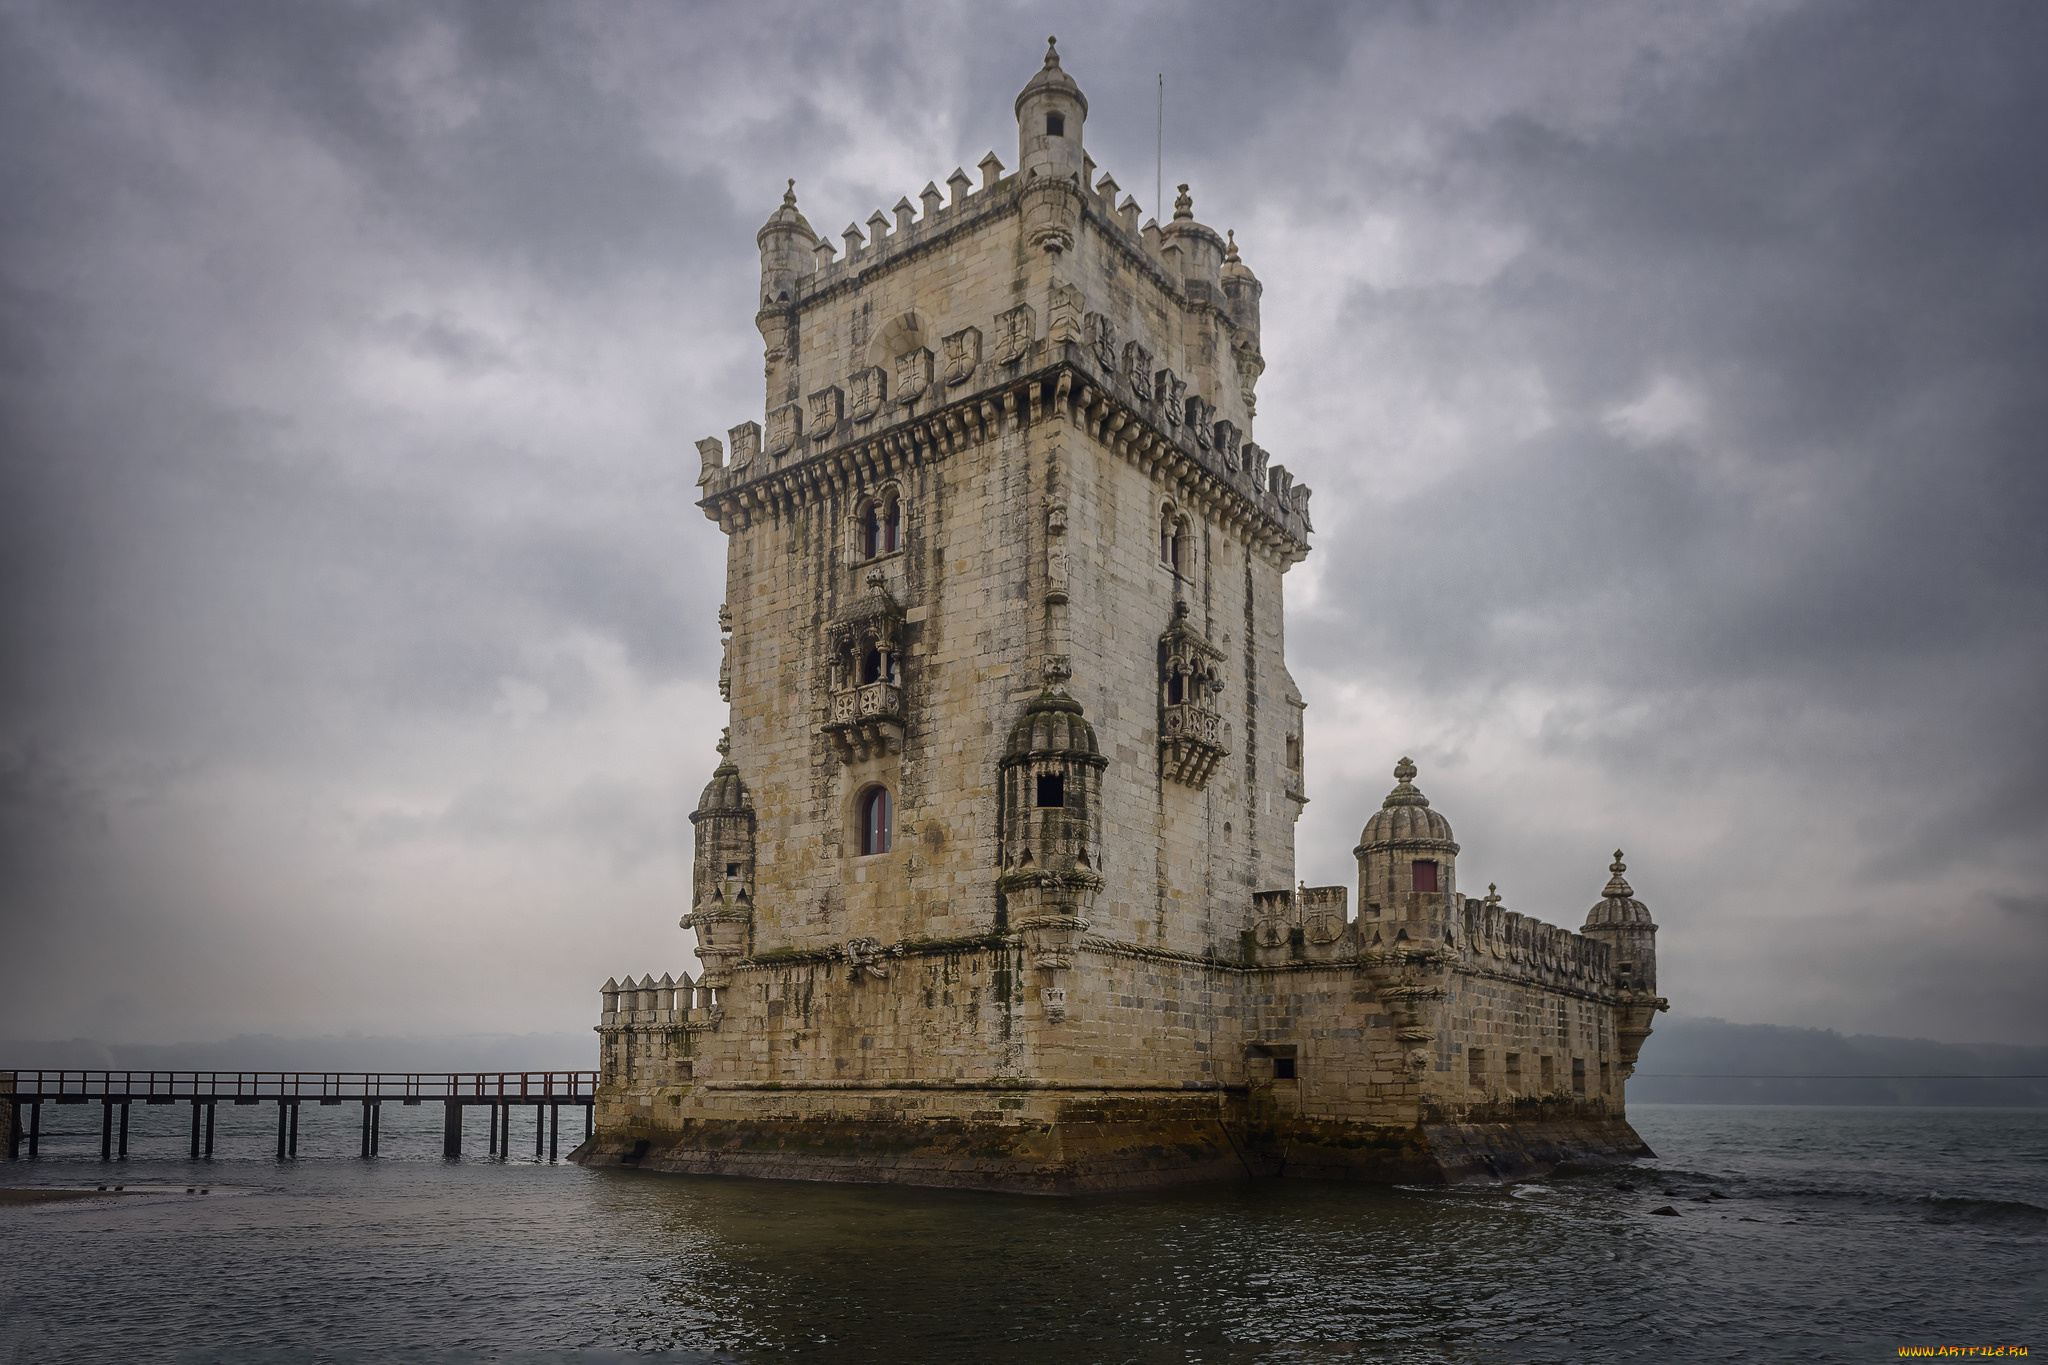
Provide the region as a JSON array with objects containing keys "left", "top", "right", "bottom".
[
  {"left": 1581, "top": 850, "right": 1667, "bottom": 1069},
  {"left": 1581, "top": 850, "right": 1657, "bottom": 993},
  {"left": 684, "top": 728, "right": 756, "bottom": 997},
  {"left": 1014, "top": 37, "right": 1088, "bottom": 185},
  {"left": 998, "top": 685, "right": 1108, "bottom": 980},
  {"left": 1220, "top": 229, "right": 1263, "bottom": 350},
  {"left": 756, "top": 180, "right": 818, "bottom": 400},
  {"left": 1355, "top": 757, "right": 1460, "bottom": 931},
  {"left": 756, "top": 179, "right": 818, "bottom": 309}
]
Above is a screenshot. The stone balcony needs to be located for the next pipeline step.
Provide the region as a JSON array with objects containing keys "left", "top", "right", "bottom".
[
  {"left": 824, "top": 681, "right": 905, "bottom": 763},
  {"left": 1160, "top": 702, "right": 1226, "bottom": 787}
]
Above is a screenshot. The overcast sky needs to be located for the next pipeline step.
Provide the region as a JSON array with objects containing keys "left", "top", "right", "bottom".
[{"left": 2, "top": 0, "right": 2043, "bottom": 1050}]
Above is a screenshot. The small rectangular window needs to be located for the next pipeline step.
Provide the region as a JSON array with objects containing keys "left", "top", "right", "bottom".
[
  {"left": 1601, "top": 1061, "right": 1611, "bottom": 1093},
  {"left": 1273, "top": 1057, "right": 1296, "bottom": 1080},
  {"left": 1505, "top": 1053, "right": 1521, "bottom": 1089},
  {"left": 1411, "top": 859, "right": 1438, "bottom": 893},
  {"left": 1035, "top": 774, "right": 1065, "bottom": 808},
  {"left": 1540, "top": 1055, "right": 1555, "bottom": 1089},
  {"left": 1572, "top": 1058, "right": 1586, "bottom": 1095},
  {"left": 1046, "top": 113, "right": 1064, "bottom": 137},
  {"left": 1468, "top": 1048, "right": 1485, "bottom": 1087}
]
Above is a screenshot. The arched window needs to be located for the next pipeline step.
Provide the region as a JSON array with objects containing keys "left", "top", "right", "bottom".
[
  {"left": 859, "top": 493, "right": 902, "bottom": 560},
  {"left": 861, "top": 646, "right": 882, "bottom": 684},
  {"left": 859, "top": 786, "right": 892, "bottom": 856},
  {"left": 1160, "top": 509, "right": 1188, "bottom": 575},
  {"left": 860, "top": 502, "right": 880, "bottom": 559},
  {"left": 1166, "top": 669, "right": 1185, "bottom": 705}
]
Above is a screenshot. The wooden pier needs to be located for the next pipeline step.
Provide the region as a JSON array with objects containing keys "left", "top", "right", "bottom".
[{"left": 2, "top": 1071, "right": 595, "bottom": 1161}]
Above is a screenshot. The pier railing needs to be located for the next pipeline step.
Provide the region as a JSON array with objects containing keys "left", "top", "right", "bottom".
[
  {"left": 4, "top": 1070, "right": 598, "bottom": 1162},
  {"left": 1, "top": 1070, "right": 597, "bottom": 1102}
]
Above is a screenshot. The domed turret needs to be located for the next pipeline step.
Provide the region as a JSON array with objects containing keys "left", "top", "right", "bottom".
[
  {"left": 1004, "top": 685, "right": 1101, "bottom": 762},
  {"left": 1355, "top": 757, "right": 1461, "bottom": 921},
  {"left": 1014, "top": 37, "right": 1088, "bottom": 184},
  {"left": 1221, "top": 228, "right": 1263, "bottom": 331},
  {"left": 998, "top": 685, "right": 1109, "bottom": 975},
  {"left": 688, "top": 729, "right": 755, "bottom": 911},
  {"left": 1581, "top": 850, "right": 1658, "bottom": 994},
  {"left": 756, "top": 179, "right": 818, "bottom": 308}
]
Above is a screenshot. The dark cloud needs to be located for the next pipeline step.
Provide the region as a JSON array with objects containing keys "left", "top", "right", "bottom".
[{"left": 0, "top": 0, "right": 2042, "bottom": 1044}]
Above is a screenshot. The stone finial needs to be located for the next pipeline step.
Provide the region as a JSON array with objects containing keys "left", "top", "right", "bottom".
[
  {"left": 1095, "top": 171, "right": 1119, "bottom": 212},
  {"left": 1173, "top": 182, "right": 1193, "bottom": 221},
  {"left": 946, "top": 167, "right": 972, "bottom": 206},
  {"left": 978, "top": 151, "right": 1005, "bottom": 191},
  {"left": 920, "top": 181, "right": 944, "bottom": 218},
  {"left": 716, "top": 726, "right": 731, "bottom": 759},
  {"left": 1483, "top": 883, "right": 1502, "bottom": 907},
  {"left": 813, "top": 236, "right": 836, "bottom": 268},
  {"left": 1224, "top": 228, "right": 1241, "bottom": 263},
  {"left": 782, "top": 178, "right": 797, "bottom": 208},
  {"left": 842, "top": 221, "right": 864, "bottom": 257},
  {"left": 1603, "top": 851, "right": 1634, "bottom": 899},
  {"left": 867, "top": 208, "right": 891, "bottom": 242},
  {"left": 1044, "top": 34, "right": 1060, "bottom": 67},
  {"left": 893, "top": 196, "right": 916, "bottom": 233},
  {"left": 1383, "top": 756, "right": 1431, "bottom": 808}
]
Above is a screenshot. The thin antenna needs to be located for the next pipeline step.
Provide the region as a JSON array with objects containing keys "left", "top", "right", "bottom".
[{"left": 1156, "top": 73, "right": 1163, "bottom": 220}]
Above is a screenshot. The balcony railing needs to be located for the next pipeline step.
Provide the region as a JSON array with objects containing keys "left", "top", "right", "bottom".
[
  {"left": 833, "top": 681, "right": 902, "bottom": 723},
  {"left": 1161, "top": 702, "right": 1222, "bottom": 745}
]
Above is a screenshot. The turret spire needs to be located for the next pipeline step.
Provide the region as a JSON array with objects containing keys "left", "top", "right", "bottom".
[{"left": 1603, "top": 850, "right": 1633, "bottom": 899}]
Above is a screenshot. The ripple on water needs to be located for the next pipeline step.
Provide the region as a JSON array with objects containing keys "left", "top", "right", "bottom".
[{"left": 0, "top": 1103, "right": 2039, "bottom": 1363}]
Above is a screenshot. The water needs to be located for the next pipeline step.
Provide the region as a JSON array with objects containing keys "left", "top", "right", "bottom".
[{"left": 2, "top": 1103, "right": 2041, "bottom": 1363}]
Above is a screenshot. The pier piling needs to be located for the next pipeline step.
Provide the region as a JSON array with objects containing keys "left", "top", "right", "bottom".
[
  {"left": 188, "top": 1098, "right": 201, "bottom": 1159},
  {"left": 205, "top": 1099, "right": 215, "bottom": 1157},
  {"left": 549, "top": 1103, "right": 559, "bottom": 1162},
  {"left": 442, "top": 1100, "right": 461, "bottom": 1158},
  {"left": 288, "top": 1100, "right": 299, "bottom": 1157},
  {"left": 101, "top": 1099, "right": 113, "bottom": 1161},
  {"left": 119, "top": 1100, "right": 130, "bottom": 1158},
  {"left": 277, "top": 1101, "right": 288, "bottom": 1159}
]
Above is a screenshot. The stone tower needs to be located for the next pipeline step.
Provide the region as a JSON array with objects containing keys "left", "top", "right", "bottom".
[{"left": 583, "top": 42, "right": 1667, "bottom": 1191}]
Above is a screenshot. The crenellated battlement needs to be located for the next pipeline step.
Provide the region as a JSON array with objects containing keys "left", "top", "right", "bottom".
[{"left": 1456, "top": 894, "right": 1615, "bottom": 992}]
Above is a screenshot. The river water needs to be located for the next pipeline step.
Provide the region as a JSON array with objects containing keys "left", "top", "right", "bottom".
[{"left": 1, "top": 1103, "right": 2040, "bottom": 1363}]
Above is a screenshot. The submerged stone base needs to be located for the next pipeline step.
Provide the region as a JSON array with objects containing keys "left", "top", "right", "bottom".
[{"left": 571, "top": 1088, "right": 1653, "bottom": 1194}]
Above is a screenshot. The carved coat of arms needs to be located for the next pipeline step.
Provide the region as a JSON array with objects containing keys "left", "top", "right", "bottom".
[
  {"left": 849, "top": 366, "right": 887, "bottom": 423},
  {"left": 895, "top": 347, "right": 934, "bottom": 406},
  {"left": 808, "top": 385, "right": 843, "bottom": 442},
  {"left": 1212, "top": 419, "right": 1241, "bottom": 472},
  {"left": 766, "top": 402, "right": 803, "bottom": 459},
  {"left": 1156, "top": 369, "right": 1185, "bottom": 428},
  {"left": 1124, "top": 342, "right": 1153, "bottom": 401},
  {"left": 1186, "top": 397, "right": 1212, "bottom": 451},
  {"left": 942, "top": 327, "right": 981, "bottom": 387},
  {"left": 993, "top": 304, "right": 1035, "bottom": 365},
  {"left": 1087, "top": 313, "right": 1117, "bottom": 376},
  {"left": 726, "top": 420, "right": 763, "bottom": 472}
]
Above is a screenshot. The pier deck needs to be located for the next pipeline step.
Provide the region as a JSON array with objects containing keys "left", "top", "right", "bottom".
[{"left": 3, "top": 1070, "right": 596, "bottom": 1161}]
